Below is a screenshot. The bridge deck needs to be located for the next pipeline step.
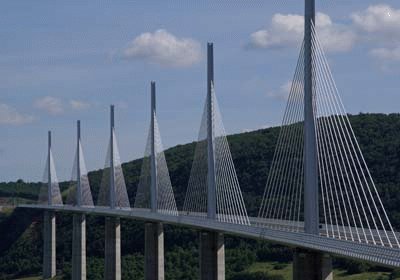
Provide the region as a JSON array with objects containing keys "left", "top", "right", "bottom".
[{"left": 18, "top": 204, "right": 400, "bottom": 268}]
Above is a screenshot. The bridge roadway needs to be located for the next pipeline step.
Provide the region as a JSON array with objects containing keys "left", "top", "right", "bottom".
[
  {"left": 253, "top": 218, "right": 400, "bottom": 247},
  {"left": 19, "top": 204, "right": 400, "bottom": 268}
]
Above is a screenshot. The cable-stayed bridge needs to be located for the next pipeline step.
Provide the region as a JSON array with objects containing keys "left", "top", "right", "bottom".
[{"left": 11, "top": 1, "right": 400, "bottom": 279}]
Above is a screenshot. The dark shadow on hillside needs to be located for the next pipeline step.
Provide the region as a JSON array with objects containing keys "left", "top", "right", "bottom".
[{"left": 0, "top": 208, "right": 41, "bottom": 254}]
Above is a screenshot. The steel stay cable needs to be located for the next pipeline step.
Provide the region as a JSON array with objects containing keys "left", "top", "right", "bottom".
[
  {"left": 288, "top": 49, "right": 306, "bottom": 231},
  {"left": 313, "top": 43, "right": 378, "bottom": 245},
  {"left": 312, "top": 29, "right": 369, "bottom": 243},
  {"left": 312, "top": 47, "right": 343, "bottom": 238},
  {"left": 259, "top": 42, "right": 305, "bottom": 220},
  {"left": 310, "top": 49, "right": 353, "bottom": 241},
  {"left": 312, "top": 26, "right": 399, "bottom": 248},
  {"left": 219, "top": 132, "right": 250, "bottom": 224},
  {"left": 265, "top": 46, "right": 306, "bottom": 220},
  {"left": 213, "top": 101, "right": 236, "bottom": 223},
  {"left": 312, "top": 39, "right": 347, "bottom": 239},
  {"left": 276, "top": 71, "right": 305, "bottom": 223},
  {"left": 312, "top": 40, "right": 362, "bottom": 242},
  {"left": 214, "top": 96, "right": 249, "bottom": 224},
  {"left": 312, "top": 26, "right": 381, "bottom": 245},
  {"left": 278, "top": 70, "right": 305, "bottom": 224}
]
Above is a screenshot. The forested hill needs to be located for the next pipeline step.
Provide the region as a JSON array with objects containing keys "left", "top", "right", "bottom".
[
  {"left": 1, "top": 113, "right": 400, "bottom": 224},
  {"left": 84, "top": 113, "right": 400, "bottom": 226},
  {"left": 0, "top": 113, "right": 400, "bottom": 279}
]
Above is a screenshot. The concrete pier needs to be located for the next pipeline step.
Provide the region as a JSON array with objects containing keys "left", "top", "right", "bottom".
[
  {"left": 43, "top": 211, "right": 56, "bottom": 279},
  {"left": 72, "top": 213, "right": 86, "bottom": 280},
  {"left": 293, "top": 249, "right": 333, "bottom": 280},
  {"left": 105, "top": 217, "right": 121, "bottom": 280},
  {"left": 199, "top": 231, "right": 225, "bottom": 280},
  {"left": 145, "top": 222, "right": 164, "bottom": 280}
]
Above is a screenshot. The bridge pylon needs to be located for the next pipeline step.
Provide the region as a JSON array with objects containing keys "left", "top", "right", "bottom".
[
  {"left": 40, "top": 131, "right": 62, "bottom": 279},
  {"left": 183, "top": 43, "right": 249, "bottom": 225},
  {"left": 207, "top": 42, "right": 217, "bottom": 220},
  {"left": 303, "top": 0, "right": 318, "bottom": 236},
  {"left": 202, "top": 42, "right": 225, "bottom": 280},
  {"left": 134, "top": 82, "right": 178, "bottom": 216},
  {"left": 69, "top": 120, "right": 93, "bottom": 280},
  {"left": 100, "top": 105, "right": 128, "bottom": 280},
  {"left": 294, "top": 1, "right": 332, "bottom": 279},
  {"left": 145, "top": 82, "right": 165, "bottom": 280}
]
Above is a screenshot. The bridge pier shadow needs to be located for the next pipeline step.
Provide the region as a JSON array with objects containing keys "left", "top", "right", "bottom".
[
  {"left": 72, "top": 213, "right": 86, "bottom": 280},
  {"left": 145, "top": 222, "right": 164, "bottom": 280},
  {"left": 105, "top": 217, "right": 121, "bottom": 280},
  {"left": 199, "top": 231, "right": 225, "bottom": 280},
  {"left": 43, "top": 210, "right": 56, "bottom": 279},
  {"left": 293, "top": 248, "right": 333, "bottom": 280}
]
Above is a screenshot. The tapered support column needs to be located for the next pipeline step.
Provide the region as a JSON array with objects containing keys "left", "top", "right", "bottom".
[
  {"left": 296, "top": 2, "right": 333, "bottom": 279},
  {"left": 43, "top": 211, "right": 56, "bottom": 279},
  {"left": 201, "top": 42, "right": 225, "bottom": 280},
  {"left": 304, "top": 0, "right": 319, "bottom": 236},
  {"left": 109, "top": 105, "right": 116, "bottom": 209},
  {"left": 207, "top": 43, "right": 216, "bottom": 220},
  {"left": 150, "top": 82, "right": 158, "bottom": 213},
  {"left": 72, "top": 214, "right": 86, "bottom": 280},
  {"left": 104, "top": 106, "right": 121, "bottom": 280},
  {"left": 105, "top": 217, "right": 121, "bottom": 280},
  {"left": 293, "top": 249, "right": 333, "bottom": 280},
  {"left": 145, "top": 222, "right": 164, "bottom": 280},
  {"left": 199, "top": 231, "right": 225, "bottom": 280},
  {"left": 71, "top": 121, "right": 87, "bottom": 280}
]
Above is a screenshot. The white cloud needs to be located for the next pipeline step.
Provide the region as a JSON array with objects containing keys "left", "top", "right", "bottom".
[
  {"left": 249, "top": 4, "right": 400, "bottom": 65},
  {"left": 0, "top": 104, "right": 34, "bottom": 125},
  {"left": 249, "top": 12, "right": 356, "bottom": 53},
  {"left": 316, "top": 14, "right": 357, "bottom": 53},
  {"left": 267, "top": 81, "right": 291, "bottom": 100},
  {"left": 34, "top": 96, "right": 64, "bottom": 115},
  {"left": 121, "top": 29, "right": 201, "bottom": 67},
  {"left": 351, "top": 4, "right": 400, "bottom": 63},
  {"left": 250, "top": 14, "right": 304, "bottom": 49},
  {"left": 370, "top": 47, "right": 400, "bottom": 61},
  {"left": 351, "top": 4, "right": 400, "bottom": 35},
  {"left": 70, "top": 100, "right": 90, "bottom": 110},
  {"left": 267, "top": 80, "right": 302, "bottom": 100}
]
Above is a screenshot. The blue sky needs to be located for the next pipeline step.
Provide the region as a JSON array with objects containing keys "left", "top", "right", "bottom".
[{"left": 1, "top": 1, "right": 400, "bottom": 182}]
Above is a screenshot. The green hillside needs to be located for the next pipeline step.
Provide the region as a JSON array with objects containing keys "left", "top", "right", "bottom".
[{"left": 0, "top": 113, "right": 400, "bottom": 279}]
